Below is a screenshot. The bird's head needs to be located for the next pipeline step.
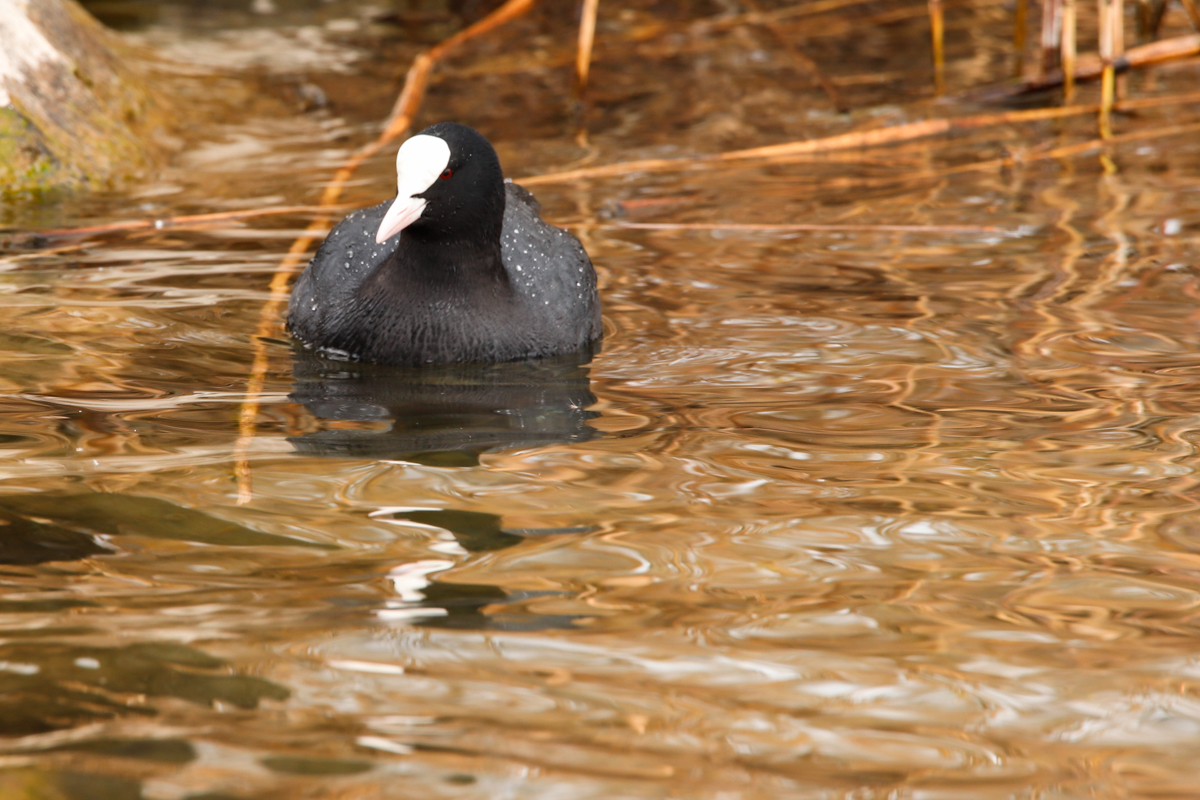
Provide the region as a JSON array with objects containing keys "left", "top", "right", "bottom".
[{"left": 375, "top": 122, "right": 505, "bottom": 247}]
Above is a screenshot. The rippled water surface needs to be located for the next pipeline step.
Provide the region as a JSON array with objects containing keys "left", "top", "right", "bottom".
[{"left": 3, "top": 1, "right": 1200, "bottom": 797}]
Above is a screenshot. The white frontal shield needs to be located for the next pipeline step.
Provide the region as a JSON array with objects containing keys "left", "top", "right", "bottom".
[{"left": 375, "top": 134, "right": 452, "bottom": 244}]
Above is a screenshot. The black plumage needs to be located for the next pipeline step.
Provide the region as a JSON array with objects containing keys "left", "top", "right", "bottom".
[{"left": 287, "top": 122, "right": 602, "bottom": 366}]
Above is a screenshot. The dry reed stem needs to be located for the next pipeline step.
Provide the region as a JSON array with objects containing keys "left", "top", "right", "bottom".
[
  {"left": 0, "top": 242, "right": 92, "bottom": 264},
  {"left": 704, "top": 0, "right": 891, "bottom": 31},
  {"left": 233, "top": 0, "right": 538, "bottom": 504},
  {"left": 897, "top": 117, "right": 1200, "bottom": 180},
  {"left": 1099, "top": 59, "right": 1114, "bottom": 140},
  {"left": 518, "top": 89, "right": 1200, "bottom": 186},
  {"left": 807, "top": 116, "right": 1200, "bottom": 194},
  {"left": 575, "top": 0, "right": 600, "bottom": 97},
  {"left": 594, "top": 221, "right": 1011, "bottom": 234},
  {"left": 27, "top": 206, "right": 338, "bottom": 241},
  {"left": 996, "top": 32, "right": 1200, "bottom": 95},
  {"left": 1061, "top": 0, "right": 1077, "bottom": 101},
  {"left": 929, "top": 0, "right": 946, "bottom": 94},
  {"left": 1042, "top": 119, "right": 1200, "bottom": 158},
  {"left": 1108, "top": 0, "right": 1118, "bottom": 112},
  {"left": 888, "top": 118, "right": 1200, "bottom": 187},
  {"left": 1014, "top": 0, "right": 1029, "bottom": 76},
  {"left": 571, "top": 120, "right": 1200, "bottom": 234},
  {"left": 1098, "top": 0, "right": 1118, "bottom": 137},
  {"left": 707, "top": 0, "right": 998, "bottom": 32},
  {"left": 1041, "top": 0, "right": 1063, "bottom": 76},
  {"left": 1114, "top": 0, "right": 1125, "bottom": 100}
]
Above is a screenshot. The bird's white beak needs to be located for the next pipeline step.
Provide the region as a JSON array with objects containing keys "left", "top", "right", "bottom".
[
  {"left": 375, "top": 134, "right": 452, "bottom": 244},
  {"left": 375, "top": 196, "right": 426, "bottom": 244}
]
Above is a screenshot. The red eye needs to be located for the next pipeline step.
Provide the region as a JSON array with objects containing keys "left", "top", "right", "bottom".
[{"left": 440, "top": 168, "right": 453, "bottom": 179}]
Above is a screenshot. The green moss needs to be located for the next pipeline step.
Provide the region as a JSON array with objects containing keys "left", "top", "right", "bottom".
[
  {"left": 0, "top": 0, "right": 171, "bottom": 194},
  {"left": 0, "top": 109, "right": 70, "bottom": 194}
]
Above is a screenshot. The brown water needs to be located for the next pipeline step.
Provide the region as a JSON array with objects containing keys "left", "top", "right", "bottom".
[{"left": 3, "top": 1, "right": 1200, "bottom": 797}]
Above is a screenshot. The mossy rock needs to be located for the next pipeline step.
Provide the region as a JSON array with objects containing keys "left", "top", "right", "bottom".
[
  {"left": 0, "top": 0, "right": 167, "bottom": 194},
  {"left": 0, "top": 109, "right": 60, "bottom": 193}
]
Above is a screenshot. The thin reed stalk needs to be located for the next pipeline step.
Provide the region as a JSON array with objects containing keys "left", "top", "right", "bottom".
[
  {"left": 671, "top": 118, "right": 1200, "bottom": 196},
  {"left": 575, "top": 0, "right": 600, "bottom": 97},
  {"left": 1041, "top": 0, "right": 1064, "bottom": 76},
  {"left": 1098, "top": 0, "right": 1119, "bottom": 137},
  {"left": 704, "top": 0, "right": 901, "bottom": 31},
  {"left": 518, "top": 89, "right": 1200, "bottom": 186},
  {"left": 28, "top": 206, "right": 337, "bottom": 241},
  {"left": 232, "top": 0, "right": 539, "bottom": 504},
  {"left": 1114, "top": 0, "right": 1126, "bottom": 99},
  {"left": 598, "top": 221, "right": 1010, "bottom": 234},
  {"left": 961, "top": 32, "right": 1199, "bottom": 98},
  {"left": 1014, "top": 0, "right": 1029, "bottom": 76},
  {"left": 929, "top": 0, "right": 946, "bottom": 93},
  {"left": 1061, "top": 0, "right": 1076, "bottom": 101}
]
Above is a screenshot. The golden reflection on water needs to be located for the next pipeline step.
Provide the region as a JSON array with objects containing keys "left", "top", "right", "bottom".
[{"left": 4, "top": 5, "right": 1200, "bottom": 799}]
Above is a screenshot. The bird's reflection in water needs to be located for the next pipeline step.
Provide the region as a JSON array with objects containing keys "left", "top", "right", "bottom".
[
  {"left": 287, "top": 347, "right": 600, "bottom": 465},
  {"left": 377, "top": 509, "right": 595, "bottom": 631},
  {"left": 288, "top": 352, "right": 601, "bottom": 629}
]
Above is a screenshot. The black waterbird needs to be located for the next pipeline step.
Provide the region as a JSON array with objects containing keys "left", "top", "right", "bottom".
[{"left": 288, "top": 122, "right": 602, "bottom": 366}]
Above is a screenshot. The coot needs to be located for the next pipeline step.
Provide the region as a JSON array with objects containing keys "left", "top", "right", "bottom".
[{"left": 288, "top": 122, "right": 602, "bottom": 366}]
